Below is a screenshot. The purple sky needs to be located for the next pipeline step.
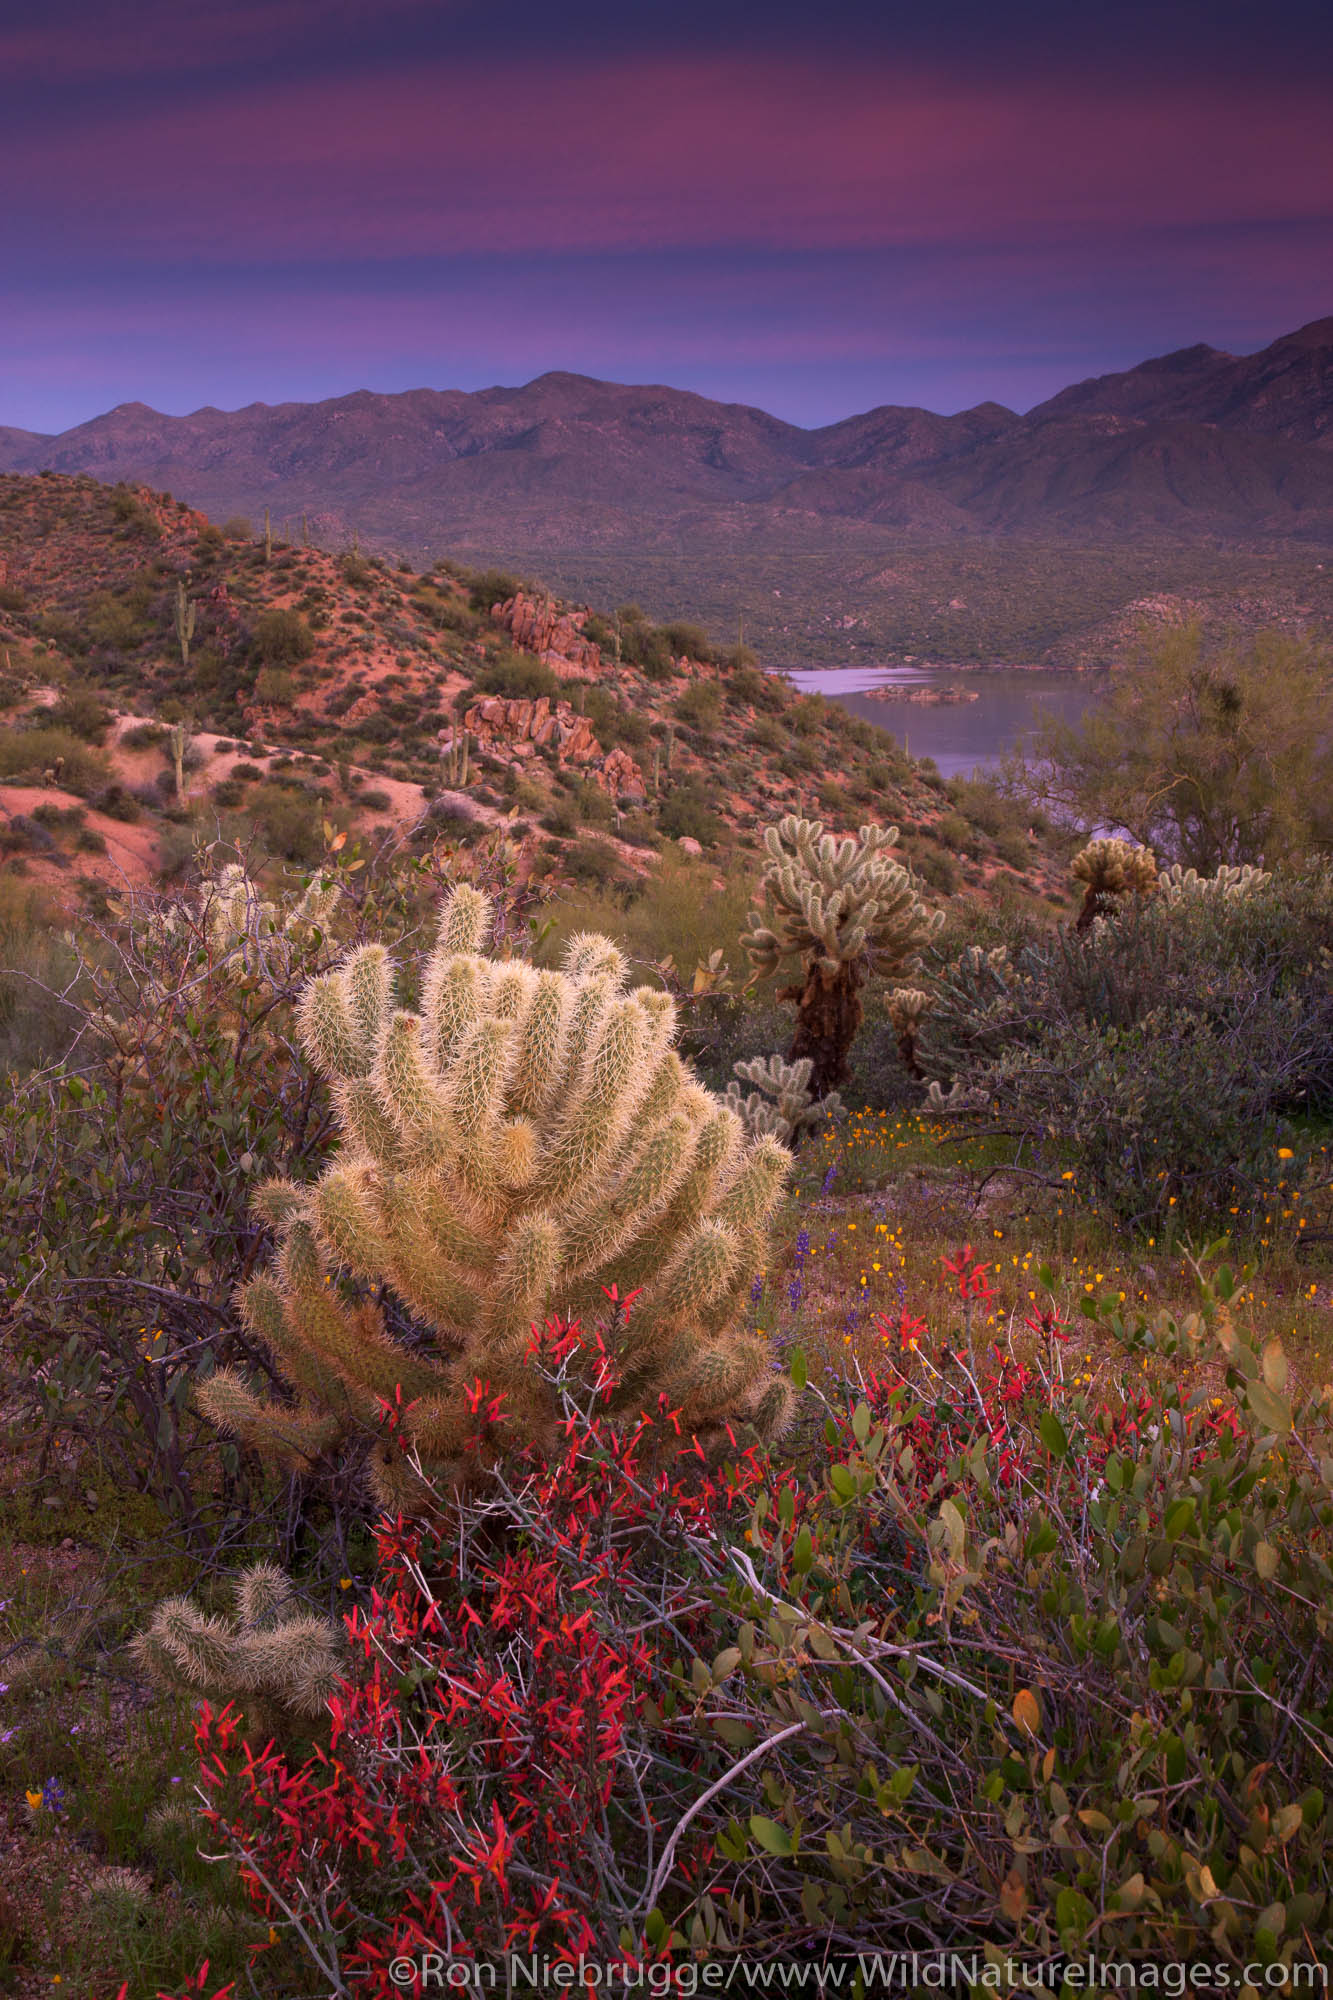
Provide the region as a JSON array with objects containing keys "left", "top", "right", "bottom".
[{"left": 3, "top": 0, "right": 1330, "bottom": 434}]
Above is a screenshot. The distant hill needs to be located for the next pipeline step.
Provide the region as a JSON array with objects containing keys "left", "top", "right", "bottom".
[{"left": 1, "top": 321, "right": 1330, "bottom": 662}]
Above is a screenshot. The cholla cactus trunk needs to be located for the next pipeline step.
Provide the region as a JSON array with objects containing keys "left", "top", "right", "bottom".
[
  {"left": 784, "top": 956, "right": 865, "bottom": 1098},
  {"left": 743, "top": 816, "right": 943, "bottom": 1100},
  {"left": 198, "top": 887, "right": 793, "bottom": 1504}
]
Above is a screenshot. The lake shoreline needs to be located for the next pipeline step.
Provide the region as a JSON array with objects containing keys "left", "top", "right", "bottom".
[{"left": 777, "top": 663, "right": 1107, "bottom": 778}]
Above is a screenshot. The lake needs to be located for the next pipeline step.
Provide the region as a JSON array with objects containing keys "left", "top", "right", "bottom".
[{"left": 780, "top": 665, "right": 1107, "bottom": 779}]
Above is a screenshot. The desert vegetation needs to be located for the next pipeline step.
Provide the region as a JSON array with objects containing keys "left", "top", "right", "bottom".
[{"left": 0, "top": 487, "right": 1331, "bottom": 1991}]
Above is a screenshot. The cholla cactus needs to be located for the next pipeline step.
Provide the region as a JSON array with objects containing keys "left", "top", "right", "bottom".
[
  {"left": 198, "top": 885, "right": 793, "bottom": 1503},
  {"left": 1070, "top": 839, "right": 1158, "bottom": 932},
  {"left": 742, "top": 816, "right": 943, "bottom": 1095},
  {"left": 199, "top": 861, "right": 340, "bottom": 959},
  {"left": 887, "top": 986, "right": 930, "bottom": 1079},
  {"left": 1158, "top": 861, "right": 1269, "bottom": 902},
  {"left": 132, "top": 1563, "right": 345, "bottom": 1739},
  {"left": 724, "top": 1053, "right": 842, "bottom": 1147}
]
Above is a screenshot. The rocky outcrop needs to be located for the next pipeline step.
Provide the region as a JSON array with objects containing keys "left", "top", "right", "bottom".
[
  {"left": 492, "top": 593, "right": 604, "bottom": 679},
  {"left": 447, "top": 696, "right": 645, "bottom": 798}
]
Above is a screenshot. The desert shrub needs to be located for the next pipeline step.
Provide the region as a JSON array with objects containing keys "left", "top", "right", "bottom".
[
  {"left": 186, "top": 1263, "right": 1333, "bottom": 1977},
  {"left": 473, "top": 651, "right": 559, "bottom": 701},
  {"left": 932, "top": 809, "right": 982, "bottom": 858},
  {"left": 909, "top": 843, "right": 958, "bottom": 895},
  {"left": 538, "top": 844, "right": 754, "bottom": 1008},
  {"left": 673, "top": 680, "right": 723, "bottom": 732},
  {"left": 83, "top": 591, "right": 152, "bottom": 653},
  {"left": 0, "top": 582, "right": 28, "bottom": 613},
  {"left": 252, "top": 667, "right": 296, "bottom": 706},
  {"left": 994, "top": 827, "right": 1034, "bottom": 871},
  {"left": 658, "top": 619, "right": 713, "bottom": 664},
  {"left": 45, "top": 686, "right": 112, "bottom": 742},
  {"left": 540, "top": 798, "right": 580, "bottom": 838},
  {"left": 121, "top": 722, "right": 167, "bottom": 750},
  {"left": 221, "top": 516, "right": 253, "bottom": 541},
  {"left": 0, "top": 878, "right": 82, "bottom": 1072},
  {"left": 657, "top": 778, "right": 722, "bottom": 847},
  {"left": 618, "top": 613, "right": 674, "bottom": 681},
  {"left": 92, "top": 780, "right": 142, "bottom": 822},
  {"left": 0, "top": 726, "right": 109, "bottom": 796},
  {"left": 1022, "top": 624, "right": 1333, "bottom": 870},
  {"left": 580, "top": 685, "right": 649, "bottom": 751},
  {"left": 241, "top": 783, "right": 325, "bottom": 865},
  {"left": 189, "top": 1328, "right": 775, "bottom": 1976},
  {"left": 0, "top": 865, "right": 366, "bottom": 1529},
  {"left": 210, "top": 778, "right": 246, "bottom": 810},
  {"left": 252, "top": 609, "right": 315, "bottom": 667},
  {"left": 789, "top": 694, "right": 826, "bottom": 737},
  {"left": 466, "top": 568, "right": 520, "bottom": 614},
  {"left": 356, "top": 787, "right": 392, "bottom": 812},
  {"left": 919, "top": 869, "right": 1333, "bottom": 1227},
  {"left": 561, "top": 834, "right": 625, "bottom": 885}
]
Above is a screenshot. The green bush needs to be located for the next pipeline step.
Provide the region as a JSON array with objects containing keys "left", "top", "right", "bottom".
[
  {"left": 466, "top": 569, "right": 520, "bottom": 614},
  {"left": 0, "top": 726, "right": 109, "bottom": 796},
  {"left": 920, "top": 870, "right": 1333, "bottom": 1228},
  {"left": 474, "top": 651, "right": 560, "bottom": 701},
  {"left": 674, "top": 681, "right": 723, "bottom": 732},
  {"left": 658, "top": 778, "right": 722, "bottom": 847},
  {"left": 241, "top": 782, "right": 326, "bottom": 864},
  {"left": 658, "top": 619, "right": 713, "bottom": 664},
  {"left": 253, "top": 609, "right": 315, "bottom": 667}
]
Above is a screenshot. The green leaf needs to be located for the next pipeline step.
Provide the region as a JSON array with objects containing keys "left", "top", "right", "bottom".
[
  {"left": 851, "top": 1400, "right": 871, "bottom": 1446},
  {"left": 1164, "top": 1497, "right": 1195, "bottom": 1541},
  {"left": 1247, "top": 1380, "right": 1292, "bottom": 1435},
  {"left": 750, "top": 1814, "right": 796, "bottom": 1858},
  {"left": 1253, "top": 1540, "right": 1279, "bottom": 1581},
  {"left": 788, "top": 1346, "right": 807, "bottom": 1392},
  {"left": 1038, "top": 1412, "right": 1069, "bottom": 1460}
]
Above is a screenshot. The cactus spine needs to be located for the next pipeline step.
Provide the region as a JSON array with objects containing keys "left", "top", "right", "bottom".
[
  {"left": 173, "top": 577, "right": 196, "bottom": 673},
  {"left": 198, "top": 888, "right": 793, "bottom": 1504},
  {"left": 1070, "top": 838, "right": 1158, "bottom": 931},
  {"left": 742, "top": 815, "right": 943, "bottom": 1096}
]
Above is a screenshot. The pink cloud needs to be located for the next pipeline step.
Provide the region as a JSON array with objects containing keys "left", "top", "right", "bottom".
[{"left": 4, "top": 57, "right": 1328, "bottom": 263}]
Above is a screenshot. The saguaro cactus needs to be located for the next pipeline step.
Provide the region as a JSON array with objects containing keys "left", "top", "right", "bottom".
[
  {"left": 198, "top": 886, "right": 793, "bottom": 1504},
  {"left": 173, "top": 578, "right": 196, "bottom": 673},
  {"left": 742, "top": 816, "right": 943, "bottom": 1096},
  {"left": 1070, "top": 838, "right": 1158, "bottom": 931}
]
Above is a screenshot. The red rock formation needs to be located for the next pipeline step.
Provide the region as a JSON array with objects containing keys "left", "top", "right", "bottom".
[
  {"left": 446, "top": 694, "right": 644, "bottom": 797},
  {"left": 491, "top": 593, "right": 604, "bottom": 680}
]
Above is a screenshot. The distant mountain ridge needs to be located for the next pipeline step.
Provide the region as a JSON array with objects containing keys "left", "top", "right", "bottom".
[{"left": 0, "top": 320, "right": 1320, "bottom": 624}]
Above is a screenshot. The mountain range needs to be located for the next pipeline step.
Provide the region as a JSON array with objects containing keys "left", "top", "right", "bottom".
[{"left": 1, "top": 318, "right": 1330, "bottom": 662}]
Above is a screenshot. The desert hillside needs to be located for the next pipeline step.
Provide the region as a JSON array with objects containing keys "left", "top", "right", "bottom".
[{"left": 0, "top": 471, "right": 1065, "bottom": 908}]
